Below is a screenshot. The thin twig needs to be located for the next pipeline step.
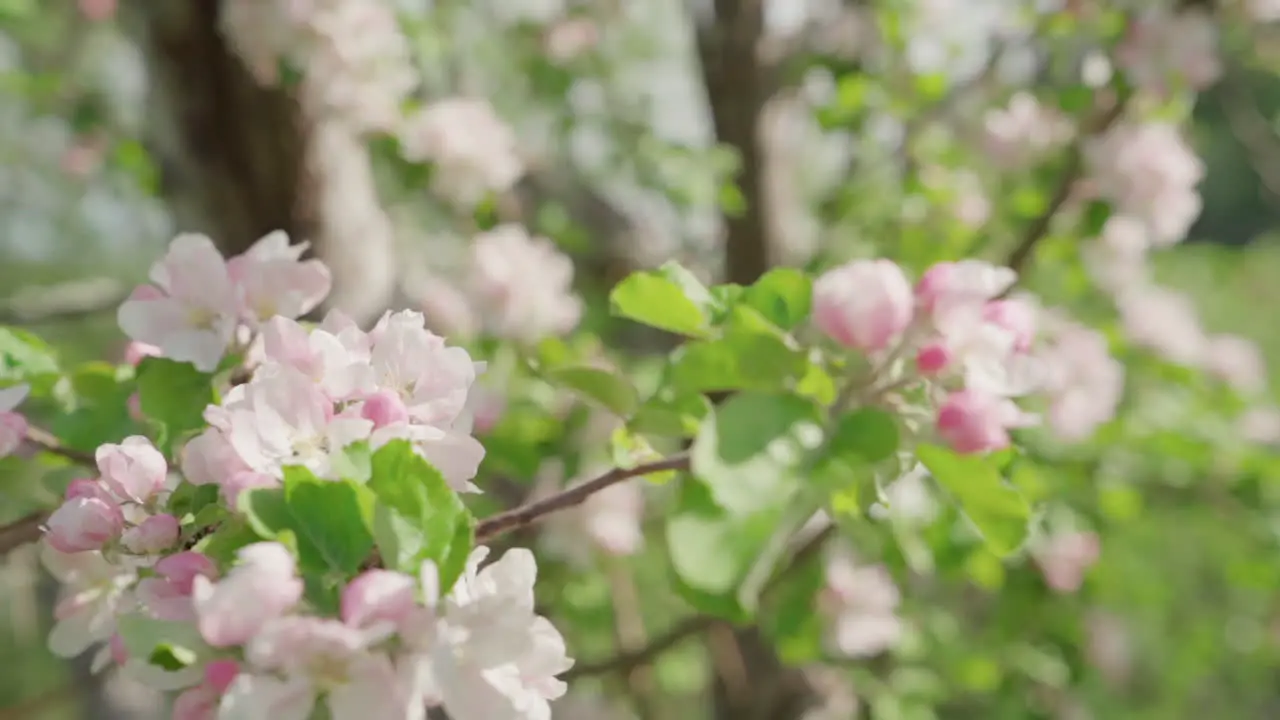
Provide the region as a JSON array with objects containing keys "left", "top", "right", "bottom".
[
  {"left": 0, "top": 511, "right": 47, "bottom": 555},
  {"left": 25, "top": 425, "right": 96, "bottom": 466},
  {"left": 474, "top": 454, "right": 690, "bottom": 542},
  {"left": 1003, "top": 99, "right": 1129, "bottom": 279}
]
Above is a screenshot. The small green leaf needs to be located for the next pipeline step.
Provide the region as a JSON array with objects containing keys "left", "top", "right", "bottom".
[
  {"left": 916, "top": 444, "right": 1031, "bottom": 555},
  {"left": 742, "top": 268, "right": 812, "bottom": 330},
  {"left": 630, "top": 390, "right": 711, "bottom": 438},
  {"left": 331, "top": 440, "right": 373, "bottom": 483},
  {"left": 136, "top": 357, "right": 214, "bottom": 452},
  {"left": 149, "top": 644, "right": 199, "bottom": 672},
  {"left": 0, "top": 326, "right": 59, "bottom": 390},
  {"left": 546, "top": 365, "right": 639, "bottom": 417},
  {"left": 117, "top": 613, "right": 208, "bottom": 663},
  {"left": 828, "top": 408, "right": 900, "bottom": 465},
  {"left": 367, "top": 441, "right": 474, "bottom": 591},
  {"left": 691, "top": 392, "right": 823, "bottom": 516},
  {"left": 238, "top": 469, "right": 377, "bottom": 575},
  {"left": 609, "top": 263, "right": 715, "bottom": 338}
]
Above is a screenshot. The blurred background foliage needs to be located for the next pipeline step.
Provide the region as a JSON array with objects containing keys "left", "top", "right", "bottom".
[{"left": 2, "top": 1, "right": 1280, "bottom": 719}]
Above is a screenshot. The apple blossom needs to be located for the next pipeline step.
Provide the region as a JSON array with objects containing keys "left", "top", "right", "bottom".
[
  {"left": 96, "top": 436, "right": 169, "bottom": 504},
  {"left": 1037, "top": 320, "right": 1124, "bottom": 442},
  {"left": 469, "top": 224, "right": 584, "bottom": 344},
  {"left": 1034, "top": 531, "right": 1101, "bottom": 594},
  {"left": 227, "top": 231, "right": 332, "bottom": 327},
  {"left": 1085, "top": 122, "right": 1205, "bottom": 247},
  {"left": 192, "top": 542, "right": 304, "bottom": 648},
  {"left": 45, "top": 491, "right": 125, "bottom": 554},
  {"left": 820, "top": 548, "right": 904, "bottom": 658},
  {"left": 117, "top": 234, "right": 241, "bottom": 372},
  {"left": 0, "top": 383, "right": 30, "bottom": 458},
  {"left": 812, "top": 259, "right": 915, "bottom": 352},
  {"left": 398, "top": 98, "right": 524, "bottom": 207},
  {"left": 41, "top": 545, "right": 137, "bottom": 663},
  {"left": 120, "top": 513, "right": 180, "bottom": 554},
  {"left": 936, "top": 388, "right": 1026, "bottom": 454}
]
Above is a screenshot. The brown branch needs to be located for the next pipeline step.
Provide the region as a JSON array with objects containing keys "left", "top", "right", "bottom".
[
  {"left": 474, "top": 454, "right": 690, "bottom": 542},
  {"left": 0, "top": 511, "right": 47, "bottom": 555},
  {"left": 1003, "top": 98, "right": 1129, "bottom": 279},
  {"left": 26, "top": 425, "right": 96, "bottom": 466}
]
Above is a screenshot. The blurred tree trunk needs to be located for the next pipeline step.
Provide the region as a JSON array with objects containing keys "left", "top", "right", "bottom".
[
  {"left": 121, "top": 1, "right": 398, "bottom": 325},
  {"left": 695, "top": 2, "right": 816, "bottom": 718}
]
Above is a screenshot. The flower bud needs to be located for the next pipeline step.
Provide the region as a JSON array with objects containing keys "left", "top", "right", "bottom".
[
  {"left": 0, "top": 411, "right": 27, "bottom": 458},
  {"left": 124, "top": 341, "right": 161, "bottom": 366},
  {"left": 96, "top": 436, "right": 168, "bottom": 504},
  {"left": 341, "top": 569, "right": 417, "bottom": 629},
  {"left": 156, "top": 552, "right": 219, "bottom": 593},
  {"left": 936, "top": 389, "right": 1013, "bottom": 454},
  {"left": 812, "top": 259, "right": 914, "bottom": 352},
  {"left": 204, "top": 659, "right": 240, "bottom": 693},
  {"left": 45, "top": 495, "right": 125, "bottom": 553},
  {"left": 361, "top": 390, "right": 410, "bottom": 429},
  {"left": 121, "top": 513, "right": 180, "bottom": 554},
  {"left": 915, "top": 341, "right": 953, "bottom": 376}
]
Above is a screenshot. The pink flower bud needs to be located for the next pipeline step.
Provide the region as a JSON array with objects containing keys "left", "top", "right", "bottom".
[
  {"left": 156, "top": 552, "right": 219, "bottom": 593},
  {"left": 65, "top": 477, "right": 111, "bottom": 501},
  {"left": 109, "top": 633, "right": 128, "bottom": 665},
  {"left": 936, "top": 389, "right": 1013, "bottom": 454},
  {"left": 121, "top": 513, "right": 180, "bottom": 554},
  {"left": 341, "top": 569, "right": 417, "bottom": 629},
  {"left": 220, "top": 470, "right": 280, "bottom": 506},
  {"left": 124, "top": 341, "right": 162, "bottom": 366},
  {"left": 96, "top": 436, "right": 168, "bottom": 504},
  {"left": 45, "top": 495, "right": 125, "bottom": 553},
  {"left": 915, "top": 341, "right": 953, "bottom": 375},
  {"left": 982, "top": 299, "right": 1037, "bottom": 352},
  {"left": 915, "top": 262, "right": 955, "bottom": 315},
  {"left": 0, "top": 411, "right": 26, "bottom": 458},
  {"left": 205, "top": 660, "right": 240, "bottom": 693},
  {"left": 79, "top": 0, "right": 116, "bottom": 22},
  {"left": 361, "top": 390, "right": 410, "bottom": 429},
  {"left": 812, "top": 259, "right": 914, "bottom": 353}
]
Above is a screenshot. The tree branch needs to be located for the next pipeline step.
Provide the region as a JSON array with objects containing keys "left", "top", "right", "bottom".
[
  {"left": 1003, "top": 98, "right": 1128, "bottom": 278},
  {"left": 0, "top": 510, "right": 47, "bottom": 555},
  {"left": 25, "top": 425, "right": 96, "bottom": 467},
  {"left": 474, "top": 454, "right": 689, "bottom": 542}
]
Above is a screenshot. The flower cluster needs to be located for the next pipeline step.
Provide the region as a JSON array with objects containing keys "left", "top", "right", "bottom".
[
  {"left": 818, "top": 546, "right": 904, "bottom": 659},
  {"left": 1115, "top": 8, "right": 1221, "bottom": 96},
  {"left": 181, "top": 309, "right": 487, "bottom": 503},
  {"left": 38, "top": 235, "right": 574, "bottom": 720},
  {"left": 220, "top": 0, "right": 417, "bottom": 134},
  {"left": 398, "top": 100, "right": 526, "bottom": 209},
  {"left": 812, "top": 258, "right": 1063, "bottom": 454},
  {"left": 417, "top": 224, "right": 583, "bottom": 344},
  {"left": 117, "top": 232, "right": 331, "bottom": 373}
]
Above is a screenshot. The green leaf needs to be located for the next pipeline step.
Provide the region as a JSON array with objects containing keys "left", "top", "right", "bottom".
[
  {"left": 331, "top": 440, "right": 373, "bottom": 483},
  {"left": 283, "top": 468, "right": 376, "bottom": 574},
  {"left": 666, "top": 481, "right": 784, "bottom": 621},
  {"left": 51, "top": 362, "right": 139, "bottom": 453},
  {"left": 916, "top": 444, "right": 1031, "bottom": 555},
  {"left": 239, "top": 468, "right": 377, "bottom": 575},
  {"left": 828, "top": 408, "right": 901, "bottom": 465},
  {"left": 194, "top": 520, "right": 261, "bottom": 565},
  {"left": 367, "top": 440, "right": 474, "bottom": 591},
  {"left": 691, "top": 392, "right": 823, "bottom": 516},
  {"left": 742, "top": 268, "right": 812, "bottom": 330},
  {"left": 0, "top": 326, "right": 59, "bottom": 391},
  {"left": 149, "top": 644, "right": 199, "bottom": 672},
  {"left": 116, "top": 613, "right": 208, "bottom": 664},
  {"left": 546, "top": 365, "right": 639, "bottom": 417},
  {"left": 630, "top": 389, "right": 712, "bottom": 438},
  {"left": 136, "top": 357, "right": 214, "bottom": 452},
  {"left": 609, "top": 263, "right": 715, "bottom": 338}
]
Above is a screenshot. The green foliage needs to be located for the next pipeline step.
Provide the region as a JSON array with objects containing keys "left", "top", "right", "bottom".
[
  {"left": 366, "top": 440, "right": 474, "bottom": 592},
  {"left": 136, "top": 357, "right": 215, "bottom": 453},
  {"left": 0, "top": 326, "right": 58, "bottom": 393},
  {"left": 917, "top": 444, "right": 1031, "bottom": 556},
  {"left": 239, "top": 469, "right": 376, "bottom": 576},
  {"left": 545, "top": 365, "right": 639, "bottom": 417},
  {"left": 609, "top": 262, "right": 716, "bottom": 338}
]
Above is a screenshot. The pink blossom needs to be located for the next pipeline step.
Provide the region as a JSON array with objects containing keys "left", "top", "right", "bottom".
[
  {"left": 227, "top": 231, "right": 332, "bottom": 327},
  {"left": 398, "top": 98, "right": 524, "bottom": 207},
  {"left": 78, "top": 0, "right": 116, "bottom": 21},
  {"left": 172, "top": 660, "right": 241, "bottom": 720},
  {"left": 915, "top": 260, "right": 1016, "bottom": 317},
  {"left": 1204, "top": 334, "right": 1267, "bottom": 395},
  {"left": 468, "top": 224, "right": 583, "bottom": 343},
  {"left": 1034, "top": 531, "right": 1100, "bottom": 594},
  {"left": 812, "top": 259, "right": 914, "bottom": 353},
  {"left": 936, "top": 389, "right": 1020, "bottom": 454},
  {"left": 341, "top": 570, "right": 417, "bottom": 630},
  {"left": 260, "top": 315, "right": 374, "bottom": 401},
  {"left": 192, "top": 542, "right": 303, "bottom": 648},
  {"left": 120, "top": 513, "right": 180, "bottom": 555},
  {"left": 124, "top": 341, "right": 162, "bottom": 366},
  {"left": 0, "top": 384, "right": 29, "bottom": 458},
  {"left": 181, "top": 429, "right": 250, "bottom": 487},
  {"left": 360, "top": 390, "right": 410, "bottom": 429},
  {"left": 45, "top": 493, "right": 125, "bottom": 554},
  {"left": 982, "top": 92, "right": 1073, "bottom": 169},
  {"left": 96, "top": 436, "right": 168, "bottom": 504},
  {"left": 982, "top": 299, "right": 1036, "bottom": 353},
  {"left": 117, "top": 234, "right": 241, "bottom": 372},
  {"left": 225, "top": 617, "right": 410, "bottom": 720},
  {"left": 1116, "top": 284, "right": 1205, "bottom": 366},
  {"left": 1038, "top": 320, "right": 1124, "bottom": 442},
  {"left": 820, "top": 548, "right": 903, "bottom": 658},
  {"left": 137, "top": 552, "right": 218, "bottom": 622},
  {"left": 1085, "top": 123, "right": 1204, "bottom": 247},
  {"left": 41, "top": 546, "right": 135, "bottom": 661},
  {"left": 1116, "top": 9, "right": 1221, "bottom": 95}
]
